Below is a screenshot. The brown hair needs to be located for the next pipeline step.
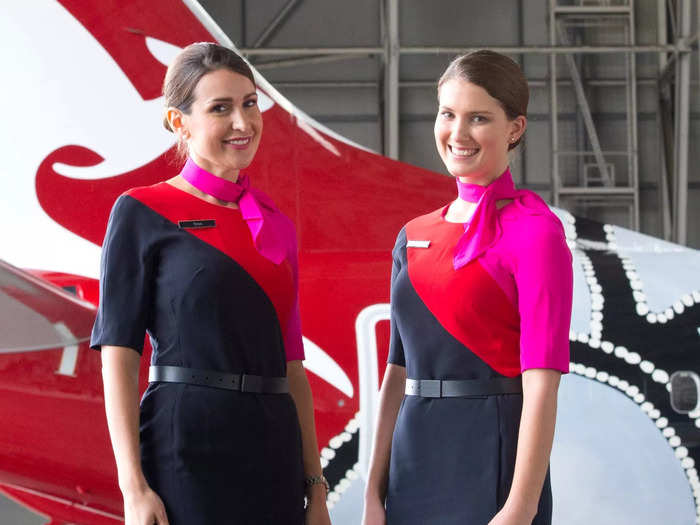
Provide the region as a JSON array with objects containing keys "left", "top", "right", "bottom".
[
  {"left": 438, "top": 50, "right": 528, "bottom": 150},
  {"left": 162, "top": 42, "right": 256, "bottom": 158}
]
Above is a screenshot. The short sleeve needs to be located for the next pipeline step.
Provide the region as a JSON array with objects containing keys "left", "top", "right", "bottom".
[
  {"left": 282, "top": 220, "right": 305, "bottom": 361},
  {"left": 90, "top": 195, "right": 155, "bottom": 354},
  {"left": 515, "top": 216, "right": 572, "bottom": 373},
  {"left": 387, "top": 228, "right": 406, "bottom": 367}
]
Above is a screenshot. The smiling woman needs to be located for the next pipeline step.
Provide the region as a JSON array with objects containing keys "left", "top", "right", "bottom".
[
  {"left": 93, "top": 43, "right": 331, "bottom": 525},
  {"left": 162, "top": 42, "right": 261, "bottom": 176},
  {"left": 434, "top": 50, "right": 527, "bottom": 189},
  {"left": 363, "top": 51, "right": 573, "bottom": 525}
]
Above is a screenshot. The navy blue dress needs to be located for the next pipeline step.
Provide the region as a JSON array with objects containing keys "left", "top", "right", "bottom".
[
  {"left": 91, "top": 182, "right": 305, "bottom": 524},
  {"left": 385, "top": 205, "right": 572, "bottom": 525}
]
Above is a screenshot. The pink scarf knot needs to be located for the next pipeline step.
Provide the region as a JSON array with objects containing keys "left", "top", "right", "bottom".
[
  {"left": 453, "top": 168, "right": 549, "bottom": 269},
  {"left": 180, "top": 157, "right": 289, "bottom": 264}
]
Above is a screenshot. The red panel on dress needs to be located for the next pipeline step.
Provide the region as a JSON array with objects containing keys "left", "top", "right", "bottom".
[
  {"left": 126, "top": 183, "right": 296, "bottom": 351},
  {"left": 405, "top": 209, "right": 522, "bottom": 377}
]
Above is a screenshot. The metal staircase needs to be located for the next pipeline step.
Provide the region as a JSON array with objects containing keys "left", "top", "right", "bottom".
[{"left": 549, "top": 0, "right": 640, "bottom": 230}]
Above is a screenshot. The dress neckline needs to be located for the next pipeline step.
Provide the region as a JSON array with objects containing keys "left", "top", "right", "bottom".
[
  {"left": 440, "top": 203, "right": 472, "bottom": 225},
  {"left": 162, "top": 180, "right": 242, "bottom": 212},
  {"left": 439, "top": 199, "right": 516, "bottom": 225}
]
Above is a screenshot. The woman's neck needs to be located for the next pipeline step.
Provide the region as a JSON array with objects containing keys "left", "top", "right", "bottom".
[
  {"left": 456, "top": 163, "right": 509, "bottom": 187},
  {"left": 189, "top": 152, "right": 240, "bottom": 183},
  {"left": 444, "top": 198, "right": 478, "bottom": 223}
]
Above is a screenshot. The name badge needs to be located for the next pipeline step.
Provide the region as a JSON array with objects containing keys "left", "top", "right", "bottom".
[
  {"left": 407, "top": 240, "right": 431, "bottom": 248},
  {"left": 178, "top": 219, "right": 216, "bottom": 229}
]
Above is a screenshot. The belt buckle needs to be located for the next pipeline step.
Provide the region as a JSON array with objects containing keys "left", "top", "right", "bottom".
[
  {"left": 421, "top": 379, "right": 441, "bottom": 398},
  {"left": 240, "top": 374, "right": 262, "bottom": 392},
  {"left": 234, "top": 373, "right": 244, "bottom": 390}
]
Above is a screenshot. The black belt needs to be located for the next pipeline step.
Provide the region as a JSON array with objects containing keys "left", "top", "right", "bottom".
[
  {"left": 405, "top": 377, "right": 522, "bottom": 398},
  {"left": 148, "top": 366, "right": 289, "bottom": 394}
]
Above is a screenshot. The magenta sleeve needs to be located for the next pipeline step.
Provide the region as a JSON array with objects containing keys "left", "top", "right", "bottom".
[
  {"left": 283, "top": 221, "right": 305, "bottom": 361},
  {"left": 514, "top": 215, "right": 572, "bottom": 373}
]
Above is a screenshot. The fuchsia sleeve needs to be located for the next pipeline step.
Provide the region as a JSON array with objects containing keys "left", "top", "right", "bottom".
[
  {"left": 282, "top": 220, "right": 305, "bottom": 361},
  {"left": 514, "top": 215, "right": 573, "bottom": 373}
]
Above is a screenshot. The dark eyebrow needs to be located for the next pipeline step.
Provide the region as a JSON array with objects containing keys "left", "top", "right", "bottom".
[
  {"left": 438, "top": 106, "right": 495, "bottom": 116},
  {"left": 207, "top": 92, "right": 257, "bottom": 104},
  {"left": 207, "top": 97, "right": 232, "bottom": 104}
]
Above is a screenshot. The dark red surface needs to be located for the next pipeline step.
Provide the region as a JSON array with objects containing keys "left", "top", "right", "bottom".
[{"left": 2, "top": 1, "right": 454, "bottom": 522}]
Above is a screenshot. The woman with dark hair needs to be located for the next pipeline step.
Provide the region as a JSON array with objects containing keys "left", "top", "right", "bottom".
[
  {"left": 92, "top": 42, "right": 331, "bottom": 525},
  {"left": 362, "top": 50, "right": 573, "bottom": 525}
]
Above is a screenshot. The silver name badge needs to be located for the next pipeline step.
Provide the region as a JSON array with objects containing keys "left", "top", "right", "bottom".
[
  {"left": 407, "top": 240, "right": 431, "bottom": 248},
  {"left": 178, "top": 219, "right": 216, "bottom": 229}
]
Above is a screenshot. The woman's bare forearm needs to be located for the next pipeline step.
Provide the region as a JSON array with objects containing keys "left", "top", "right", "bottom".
[
  {"left": 287, "top": 360, "right": 328, "bottom": 500},
  {"left": 101, "top": 345, "right": 147, "bottom": 493},
  {"left": 364, "top": 364, "right": 406, "bottom": 502},
  {"left": 503, "top": 369, "right": 561, "bottom": 518}
]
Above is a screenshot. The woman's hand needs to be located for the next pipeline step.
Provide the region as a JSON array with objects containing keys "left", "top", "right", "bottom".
[
  {"left": 304, "top": 486, "right": 331, "bottom": 525},
  {"left": 487, "top": 504, "right": 535, "bottom": 525},
  {"left": 361, "top": 495, "right": 386, "bottom": 525},
  {"left": 362, "top": 364, "right": 405, "bottom": 525},
  {"left": 102, "top": 347, "right": 163, "bottom": 524},
  {"left": 123, "top": 485, "right": 169, "bottom": 525}
]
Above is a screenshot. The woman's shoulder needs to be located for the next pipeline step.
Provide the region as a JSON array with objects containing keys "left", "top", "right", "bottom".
[
  {"left": 501, "top": 194, "right": 564, "bottom": 237},
  {"left": 106, "top": 182, "right": 174, "bottom": 231},
  {"left": 391, "top": 206, "right": 446, "bottom": 256},
  {"left": 404, "top": 205, "right": 447, "bottom": 231},
  {"left": 120, "top": 181, "right": 174, "bottom": 207},
  {"left": 498, "top": 196, "right": 570, "bottom": 266},
  {"left": 393, "top": 224, "right": 407, "bottom": 246}
]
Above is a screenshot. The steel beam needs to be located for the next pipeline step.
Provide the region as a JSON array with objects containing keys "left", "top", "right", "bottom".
[
  {"left": 237, "top": 45, "right": 682, "bottom": 56},
  {"left": 272, "top": 81, "right": 377, "bottom": 88},
  {"left": 557, "top": 187, "right": 637, "bottom": 195},
  {"left": 698, "top": 0, "right": 700, "bottom": 120},
  {"left": 382, "top": 0, "right": 400, "bottom": 160},
  {"left": 629, "top": 0, "right": 640, "bottom": 230},
  {"left": 557, "top": 22, "right": 612, "bottom": 186},
  {"left": 673, "top": 0, "right": 691, "bottom": 245},
  {"left": 659, "top": 53, "right": 678, "bottom": 86},
  {"left": 517, "top": 0, "right": 527, "bottom": 186},
  {"left": 550, "top": 0, "right": 559, "bottom": 206},
  {"left": 254, "top": 53, "right": 371, "bottom": 70},
  {"left": 241, "top": 0, "right": 246, "bottom": 47},
  {"left": 251, "top": 0, "right": 300, "bottom": 49},
  {"left": 240, "top": 46, "right": 383, "bottom": 56},
  {"left": 573, "top": 28, "right": 586, "bottom": 192},
  {"left": 658, "top": 0, "right": 673, "bottom": 240},
  {"left": 404, "top": 45, "right": 682, "bottom": 54},
  {"left": 270, "top": 78, "right": 672, "bottom": 89},
  {"left": 403, "top": 78, "right": 664, "bottom": 88},
  {"left": 553, "top": 5, "right": 632, "bottom": 15}
]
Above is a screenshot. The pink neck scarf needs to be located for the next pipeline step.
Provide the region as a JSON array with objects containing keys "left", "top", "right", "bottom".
[
  {"left": 452, "top": 168, "right": 549, "bottom": 269},
  {"left": 180, "top": 157, "right": 288, "bottom": 265}
]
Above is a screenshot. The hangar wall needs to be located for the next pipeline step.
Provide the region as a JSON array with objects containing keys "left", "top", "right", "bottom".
[{"left": 200, "top": 0, "right": 700, "bottom": 248}]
